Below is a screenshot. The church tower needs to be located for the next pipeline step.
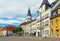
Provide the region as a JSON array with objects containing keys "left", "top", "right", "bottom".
[{"left": 26, "top": 7, "right": 32, "bottom": 21}]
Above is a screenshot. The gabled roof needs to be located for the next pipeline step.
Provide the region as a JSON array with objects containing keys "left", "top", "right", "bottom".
[{"left": 40, "top": 0, "right": 50, "bottom": 7}]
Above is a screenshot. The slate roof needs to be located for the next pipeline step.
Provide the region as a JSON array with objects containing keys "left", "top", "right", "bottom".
[
  {"left": 53, "top": 4, "right": 60, "bottom": 10},
  {"left": 40, "top": 0, "right": 50, "bottom": 7},
  {"left": 51, "top": 0, "right": 58, "bottom": 7}
]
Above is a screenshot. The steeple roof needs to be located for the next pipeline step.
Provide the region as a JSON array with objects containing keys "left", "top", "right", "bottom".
[
  {"left": 27, "top": 7, "right": 32, "bottom": 16},
  {"left": 40, "top": 0, "right": 50, "bottom": 7}
]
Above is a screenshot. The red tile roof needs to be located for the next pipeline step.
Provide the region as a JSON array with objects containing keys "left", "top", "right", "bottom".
[
  {"left": 4, "top": 25, "right": 16, "bottom": 31},
  {"left": 20, "top": 21, "right": 31, "bottom": 26},
  {"left": 20, "top": 19, "right": 36, "bottom": 26}
]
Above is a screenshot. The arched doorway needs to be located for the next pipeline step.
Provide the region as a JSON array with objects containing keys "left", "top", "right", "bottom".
[{"left": 36, "top": 30, "right": 42, "bottom": 37}]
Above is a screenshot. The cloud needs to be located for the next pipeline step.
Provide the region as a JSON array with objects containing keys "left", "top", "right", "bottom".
[
  {"left": 0, "top": 0, "right": 55, "bottom": 26},
  {"left": 0, "top": 0, "right": 55, "bottom": 17},
  {"left": 0, "top": 19, "right": 21, "bottom": 25}
]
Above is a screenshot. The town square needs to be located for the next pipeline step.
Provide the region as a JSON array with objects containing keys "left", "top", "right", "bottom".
[
  {"left": 0, "top": 0, "right": 60, "bottom": 41},
  {"left": 0, "top": 36, "right": 60, "bottom": 41}
]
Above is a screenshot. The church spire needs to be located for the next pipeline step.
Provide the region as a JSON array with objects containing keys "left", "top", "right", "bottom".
[
  {"left": 26, "top": 7, "right": 32, "bottom": 21},
  {"left": 27, "top": 7, "right": 32, "bottom": 17}
]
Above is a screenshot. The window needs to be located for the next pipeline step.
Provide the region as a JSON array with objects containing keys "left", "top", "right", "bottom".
[
  {"left": 40, "top": 22, "right": 44, "bottom": 28},
  {"left": 45, "top": 14, "right": 49, "bottom": 18},
  {"left": 47, "top": 14, "right": 49, "bottom": 16},
  {"left": 56, "top": 19, "right": 58, "bottom": 24},
  {"left": 45, "top": 20, "right": 49, "bottom": 26},
  {"left": 56, "top": 26, "right": 58, "bottom": 28},
  {"left": 51, "top": 30, "right": 53, "bottom": 36},
  {"left": 51, "top": 21, "right": 53, "bottom": 25},
  {"left": 58, "top": 9, "right": 60, "bottom": 14},
  {"left": 41, "top": 30, "right": 44, "bottom": 35},
  {"left": 45, "top": 30, "right": 49, "bottom": 35},
  {"left": 56, "top": 30, "right": 59, "bottom": 37},
  {"left": 53, "top": 12, "right": 56, "bottom": 16}
]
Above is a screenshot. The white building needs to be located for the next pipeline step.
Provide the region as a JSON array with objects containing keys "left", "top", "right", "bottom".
[{"left": 38, "top": 0, "right": 51, "bottom": 37}]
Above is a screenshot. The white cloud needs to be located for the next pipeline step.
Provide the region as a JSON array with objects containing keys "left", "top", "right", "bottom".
[
  {"left": 0, "top": 19, "right": 21, "bottom": 25},
  {"left": 0, "top": 0, "right": 55, "bottom": 17},
  {"left": 0, "top": 0, "right": 56, "bottom": 26}
]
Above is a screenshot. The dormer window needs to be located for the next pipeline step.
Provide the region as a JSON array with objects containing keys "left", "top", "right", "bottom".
[{"left": 53, "top": 12, "right": 56, "bottom": 16}]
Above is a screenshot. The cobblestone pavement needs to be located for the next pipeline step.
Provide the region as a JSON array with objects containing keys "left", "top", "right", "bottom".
[{"left": 0, "top": 36, "right": 60, "bottom": 41}]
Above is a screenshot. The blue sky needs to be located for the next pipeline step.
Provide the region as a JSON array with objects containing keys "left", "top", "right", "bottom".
[{"left": 0, "top": 0, "right": 55, "bottom": 27}]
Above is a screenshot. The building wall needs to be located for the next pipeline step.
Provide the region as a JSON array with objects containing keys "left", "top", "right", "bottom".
[
  {"left": 51, "top": 16, "right": 60, "bottom": 37},
  {"left": 39, "top": 4, "right": 51, "bottom": 37},
  {"left": 50, "top": 0, "right": 60, "bottom": 37}
]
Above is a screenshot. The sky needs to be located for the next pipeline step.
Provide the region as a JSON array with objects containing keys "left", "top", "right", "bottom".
[{"left": 0, "top": 0, "right": 55, "bottom": 27}]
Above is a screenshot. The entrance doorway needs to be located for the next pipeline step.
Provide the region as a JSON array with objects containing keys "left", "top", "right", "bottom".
[{"left": 56, "top": 30, "right": 59, "bottom": 37}]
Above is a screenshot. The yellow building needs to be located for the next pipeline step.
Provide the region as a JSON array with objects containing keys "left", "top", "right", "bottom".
[{"left": 50, "top": 0, "right": 60, "bottom": 37}]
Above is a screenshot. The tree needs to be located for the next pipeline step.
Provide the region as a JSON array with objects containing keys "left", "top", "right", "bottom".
[
  {"left": 12, "top": 28, "right": 17, "bottom": 33},
  {"left": 18, "top": 27, "right": 22, "bottom": 32},
  {"left": 12, "top": 27, "right": 23, "bottom": 33}
]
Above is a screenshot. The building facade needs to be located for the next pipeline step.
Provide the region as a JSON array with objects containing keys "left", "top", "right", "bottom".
[
  {"left": 20, "top": 7, "right": 41, "bottom": 37},
  {"left": 50, "top": 0, "right": 60, "bottom": 37},
  {"left": 39, "top": 0, "right": 51, "bottom": 37},
  {"left": 20, "top": 0, "right": 60, "bottom": 38}
]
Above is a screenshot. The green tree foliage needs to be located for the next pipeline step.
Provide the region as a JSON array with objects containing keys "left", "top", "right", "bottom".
[
  {"left": 12, "top": 28, "right": 17, "bottom": 33},
  {"left": 18, "top": 27, "right": 22, "bottom": 32},
  {"left": 12, "top": 27, "right": 22, "bottom": 33}
]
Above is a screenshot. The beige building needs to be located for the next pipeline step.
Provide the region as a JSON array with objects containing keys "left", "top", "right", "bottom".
[{"left": 20, "top": 7, "right": 41, "bottom": 37}]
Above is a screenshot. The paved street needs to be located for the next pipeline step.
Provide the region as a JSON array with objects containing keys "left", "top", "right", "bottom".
[{"left": 0, "top": 36, "right": 60, "bottom": 41}]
